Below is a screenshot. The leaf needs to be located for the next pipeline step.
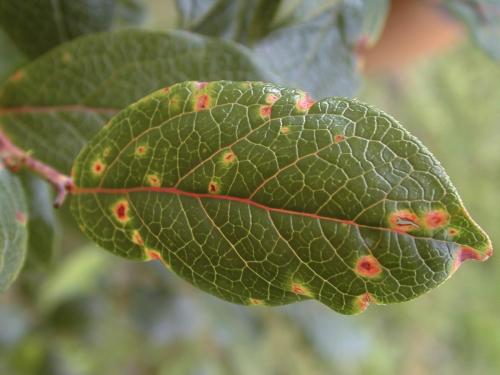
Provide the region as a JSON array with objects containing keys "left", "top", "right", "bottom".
[
  {"left": 176, "top": 0, "right": 281, "bottom": 44},
  {"left": 0, "top": 164, "right": 28, "bottom": 293},
  {"left": 446, "top": 0, "right": 500, "bottom": 60},
  {"left": 0, "top": 0, "right": 115, "bottom": 58},
  {"left": 253, "top": 0, "right": 388, "bottom": 97},
  {"left": 19, "top": 174, "right": 59, "bottom": 265},
  {"left": 0, "top": 29, "right": 27, "bottom": 84},
  {"left": 70, "top": 80, "right": 492, "bottom": 314},
  {"left": 0, "top": 29, "right": 275, "bottom": 174}
]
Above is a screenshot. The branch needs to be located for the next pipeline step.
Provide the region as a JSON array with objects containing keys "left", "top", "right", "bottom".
[{"left": 0, "top": 131, "right": 73, "bottom": 208}]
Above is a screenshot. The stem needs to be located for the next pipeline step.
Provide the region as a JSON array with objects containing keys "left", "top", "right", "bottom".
[{"left": 0, "top": 131, "right": 73, "bottom": 208}]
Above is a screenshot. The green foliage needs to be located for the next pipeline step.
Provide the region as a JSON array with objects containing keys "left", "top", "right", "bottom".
[
  {"left": 0, "top": 29, "right": 273, "bottom": 174},
  {"left": 71, "top": 80, "right": 490, "bottom": 314},
  {"left": 0, "top": 166, "right": 27, "bottom": 293},
  {"left": 0, "top": 0, "right": 115, "bottom": 58}
]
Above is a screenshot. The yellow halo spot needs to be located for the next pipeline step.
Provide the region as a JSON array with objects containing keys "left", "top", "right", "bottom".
[
  {"left": 221, "top": 151, "right": 236, "bottom": 165},
  {"left": 91, "top": 159, "right": 106, "bottom": 176},
  {"left": 290, "top": 281, "right": 314, "bottom": 297},
  {"left": 147, "top": 174, "right": 161, "bottom": 187},
  {"left": 131, "top": 230, "right": 144, "bottom": 246},
  {"left": 135, "top": 145, "right": 147, "bottom": 157},
  {"left": 280, "top": 126, "right": 290, "bottom": 134},
  {"left": 112, "top": 199, "right": 130, "bottom": 224},
  {"left": 249, "top": 298, "right": 265, "bottom": 306}
]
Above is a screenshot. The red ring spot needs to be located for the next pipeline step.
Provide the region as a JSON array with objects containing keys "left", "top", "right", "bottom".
[
  {"left": 424, "top": 210, "right": 449, "bottom": 229},
  {"left": 223, "top": 152, "right": 235, "bottom": 164},
  {"left": 146, "top": 249, "right": 163, "bottom": 261},
  {"left": 92, "top": 160, "right": 105, "bottom": 175},
  {"left": 136, "top": 146, "right": 146, "bottom": 156},
  {"left": 334, "top": 135, "right": 345, "bottom": 143},
  {"left": 148, "top": 174, "right": 161, "bottom": 187},
  {"left": 260, "top": 105, "right": 272, "bottom": 117},
  {"left": 113, "top": 200, "right": 129, "bottom": 223},
  {"left": 266, "top": 93, "right": 280, "bottom": 104},
  {"left": 195, "top": 94, "right": 210, "bottom": 111},
  {"left": 389, "top": 210, "right": 419, "bottom": 232},
  {"left": 355, "top": 255, "right": 382, "bottom": 278}
]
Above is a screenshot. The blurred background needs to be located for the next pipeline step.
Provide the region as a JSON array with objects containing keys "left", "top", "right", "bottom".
[{"left": 1, "top": 0, "right": 499, "bottom": 374}]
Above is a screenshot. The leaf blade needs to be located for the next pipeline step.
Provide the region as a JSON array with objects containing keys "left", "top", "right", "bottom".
[
  {"left": 0, "top": 165, "right": 28, "bottom": 293},
  {"left": 71, "top": 81, "right": 492, "bottom": 314}
]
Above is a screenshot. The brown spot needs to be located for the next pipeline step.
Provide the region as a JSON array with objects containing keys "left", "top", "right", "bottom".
[
  {"left": 424, "top": 209, "right": 449, "bottom": 229},
  {"left": 260, "top": 105, "right": 272, "bottom": 117},
  {"left": 113, "top": 200, "right": 130, "bottom": 223},
  {"left": 448, "top": 227, "right": 459, "bottom": 236},
  {"left": 146, "top": 248, "right": 162, "bottom": 261},
  {"left": 147, "top": 174, "right": 161, "bottom": 187},
  {"left": 265, "top": 93, "right": 280, "bottom": 104},
  {"left": 249, "top": 298, "right": 265, "bottom": 306},
  {"left": 10, "top": 70, "right": 23, "bottom": 82},
  {"left": 135, "top": 145, "right": 147, "bottom": 156},
  {"left": 355, "top": 255, "right": 382, "bottom": 278},
  {"left": 195, "top": 94, "right": 211, "bottom": 111},
  {"left": 280, "top": 126, "right": 290, "bottom": 134},
  {"left": 296, "top": 94, "right": 315, "bottom": 111},
  {"left": 15, "top": 211, "right": 27, "bottom": 225},
  {"left": 291, "top": 282, "right": 313, "bottom": 297},
  {"left": 208, "top": 181, "right": 219, "bottom": 194},
  {"left": 334, "top": 135, "right": 345, "bottom": 143},
  {"left": 92, "top": 160, "right": 105, "bottom": 175},
  {"left": 162, "top": 86, "right": 170, "bottom": 93},
  {"left": 389, "top": 210, "right": 419, "bottom": 232},
  {"left": 222, "top": 151, "right": 236, "bottom": 165},
  {"left": 132, "top": 230, "right": 144, "bottom": 246},
  {"left": 195, "top": 81, "right": 208, "bottom": 89}
]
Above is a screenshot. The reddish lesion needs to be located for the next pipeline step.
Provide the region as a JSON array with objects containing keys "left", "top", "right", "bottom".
[
  {"left": 195, "top": 94, "right": 211, "bottom": 111},
  {"left": 423, "top": 209, "right": 449, "bottom": 229},
  {"left": 259, "top": 105, "right": 272, "bottom": 118},
  {"left": 291, "top": 282, "right": 313, "bottom": 297},
  {"left": 208, "top": 181, "right": 219, "bottom": 194},
  {"left": 389, "top": 210, "right": 420, "bottom": 232},
  {"left": 112, "top": 199, "right": 130, "bottom": 223},
  {"left": 355, "top": 255, "right": 382, "bottom": 278},
  {"left": 296, "top": 93, "right": 315, "bottom": 111},
  {"left": 92, "top": 159, "right": 105, "bottom": 175},
  {"left": 356, "top": 292, "right": 376, "bottom": 312},
  {"left": 15, "top": 211, "right": 27, "bottom": 225}
]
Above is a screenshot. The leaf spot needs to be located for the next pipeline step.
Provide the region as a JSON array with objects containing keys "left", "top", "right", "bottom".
[
  {"left": 135, "top": 145, "right": 147, "bottom": 156},
  {"left": 260, "top": 105, "right": 272, "bottom": 118},
  {"left": 92, "top": 159, "right": 105, "bottom": 176},
  {"left": 222, "top": 151, "right": 236, "bottom": 165},
  {"left": 334, "top": 135, "right": 345, "bottom": 143},
  {"left": 265, "top": 93, "right": 280, "bottom": 104},
  {"left": 194, "top": 81, "right": 208, "bottom": 89},
  {"left": 296, "top": 94, "right": 314, "bottom": 111},
  {"left": 291, "top": 282, "right": 313, "bottom": 297},
  {"left": 448, "top": 227, "right": 459, "bottom": 236},
  {"left": 249, "top": 298, "right": 265, "bottom": 306},
  {"left": 355, "top": 255, "right": 382, "bottom": 278},
  {"left": 132, "top": 230, "right": 144, "bottom": 246},
  {"left": 112, "top": 199, "right": 130, "bottom": 223},
  {"left": 389, "top": 210, "right": 419, "bottom": 232},
  {"left": 280, "top": 126, "right": 290, "bottom": 134},
  {"left": 424, "top": 209, "right": 449, "bottom": 229},
  {"left": 208, "top": 181, "right": 219, "bottom": 194},
  {"left": 10, "top": 70, "right": 23, "bottom": 82},
  {"left": 356, "top": 292, "right": 375, "bottom": 312},
  {"left": 195, "top": 94, "right": 211, "bottom": 111},
  {"left": 147, "top": 174, "right": 161, "bottom": 187},
  {"left": 62, "top": 52, "right": 73, "bottom": 63}
]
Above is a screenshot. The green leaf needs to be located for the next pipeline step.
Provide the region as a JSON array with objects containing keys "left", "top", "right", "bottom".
[
  {"left": 446, "top": 0, "right": 500, "bottom": 60},
  {"left": 0, "top": 0, "right": 115, "bottom": 58},
  {"left": 19, "top": 174, "right": 59, "bottom": 265},
  {"left": 0, "top": 164, "right": 28, "bottom": 293},
  {"left": 177, "top": 0, "right": 281, "bottom": 44},
  {"left": 70, "top": 80, "right": 492, "bottom": 314},
  {"left": 0, "top": 29, "right": 27, "bottom": 84},
  {"left": 0, "top": 30, "right": 274, "bottom": 174}
]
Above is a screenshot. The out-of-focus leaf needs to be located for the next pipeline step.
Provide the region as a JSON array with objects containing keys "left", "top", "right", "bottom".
[
  {"left": 254, "top": 0, "right": 389, "bottom": 97},
  {"left": 0, "top": 0, "right": 116, "bottom": 58},
  {"left": 71, "top": 80, "right": 492, "bottom": 314},
  {"left": 0, "top": 165, "right": 28, "bottom": 293},
  {"left": 446, "top": 0, "right": 500, "bottom": 60},
  {"left": 113, "top": 0, "right": 147, "bottom": 28},
  {"left": 19, "top": 174, "right": 59, "bottom": 266},
  {"left": 0, "top": 29, "right": 274, "bottom": 174},
  {"left": 0, "top": 29, "right": 26, "bottom": 84},
  {"left": 176, "top": 0, "right": 281, "bottom": 44}
]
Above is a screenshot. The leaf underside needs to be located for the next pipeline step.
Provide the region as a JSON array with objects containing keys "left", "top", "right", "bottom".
[
  {"left": 0, "top": 165, "right": 28, "bottom": 293},
  {"left": 71, "top": 81, "right": 492, "bottom": 314}
]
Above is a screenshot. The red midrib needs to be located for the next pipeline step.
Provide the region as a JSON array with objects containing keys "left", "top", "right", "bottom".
[{"left": 71, "top": 185, "right": 437, "bottom": 240}]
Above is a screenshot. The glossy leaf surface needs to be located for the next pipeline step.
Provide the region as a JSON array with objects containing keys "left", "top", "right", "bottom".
[
  {"left": 71, "top": 81, "right": 492, "bottom": 314},
  {"left": 0, "top": 165, "right": 28, "bottom": 293},
  {"left": 0, "top": 30, "right": 273, "bottom": 174}
]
